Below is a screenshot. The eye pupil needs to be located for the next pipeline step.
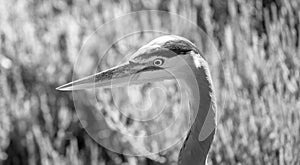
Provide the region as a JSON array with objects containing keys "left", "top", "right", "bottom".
[{"left": 154, "top": 59, "right": 164, "bottom": 66}]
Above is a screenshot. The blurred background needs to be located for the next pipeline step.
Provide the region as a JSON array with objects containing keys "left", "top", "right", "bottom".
[{"left": 0, "top": 0, "right": 300, "bottom": 164}]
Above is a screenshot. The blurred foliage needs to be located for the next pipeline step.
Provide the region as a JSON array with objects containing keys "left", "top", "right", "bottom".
[{"left": 0, "top": 0, "right": 300, "bottom": 165}]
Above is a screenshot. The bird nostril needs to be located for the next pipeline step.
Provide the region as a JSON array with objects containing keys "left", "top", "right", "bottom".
[{"left": 129, "top": 61, "right": 136, "bottom": 65}]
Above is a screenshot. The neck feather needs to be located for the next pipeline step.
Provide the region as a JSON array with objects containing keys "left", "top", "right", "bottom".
[{"left": 178, "top": 54, "right": 216, "bottom": 165}]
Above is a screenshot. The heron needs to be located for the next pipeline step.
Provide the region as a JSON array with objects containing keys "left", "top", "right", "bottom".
[{"left": 57, "top": 35, "right": 216, "bottom": 165}]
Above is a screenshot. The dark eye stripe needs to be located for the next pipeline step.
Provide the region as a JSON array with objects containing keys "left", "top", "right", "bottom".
[
  {"left": 162, "top": 40, "right": 195, "bottom": 54},
  {"left": 133, "top": 39, "right": 204, "bottom": 62},
  {"left": 161, "top": 40, "right": 206, "bottom": 59}
]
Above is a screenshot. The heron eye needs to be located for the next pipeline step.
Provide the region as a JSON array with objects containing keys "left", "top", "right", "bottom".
[{"left": 153, "top": 58, "right": 164, "bottom": 66}]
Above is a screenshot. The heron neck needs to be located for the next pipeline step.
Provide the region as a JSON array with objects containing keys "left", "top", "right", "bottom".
[{"left": 178, "top": 55, "right": 216, "bottom": 165}]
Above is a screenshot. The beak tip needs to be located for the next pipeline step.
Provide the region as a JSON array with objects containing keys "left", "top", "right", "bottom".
[
  {"left": 56, "top": 86, "right": 65, "bottom": 91},
  {"left": 56, "top": 84, "right": 72, "bottom": 91},
  {"left": 56, "top": 86, "right": 63, "bottom": 91}
]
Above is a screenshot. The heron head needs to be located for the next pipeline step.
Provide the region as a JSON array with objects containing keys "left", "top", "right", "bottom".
[{"left": 56, "top": 35, "right": 201, "bottom": 91}]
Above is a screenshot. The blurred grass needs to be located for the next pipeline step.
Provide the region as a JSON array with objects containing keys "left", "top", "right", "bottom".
[{"left": 0, "top": 0, "right": 300, "bottom": 165}]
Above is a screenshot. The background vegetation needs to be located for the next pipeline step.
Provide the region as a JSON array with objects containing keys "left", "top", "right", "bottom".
[{"left": 0, "top": 0, "right": 299, "bottom": 164}]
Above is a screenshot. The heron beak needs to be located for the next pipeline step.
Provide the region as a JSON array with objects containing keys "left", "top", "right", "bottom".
[{"left": 56, "top": 62, "right": 174, "bottom": 91}]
